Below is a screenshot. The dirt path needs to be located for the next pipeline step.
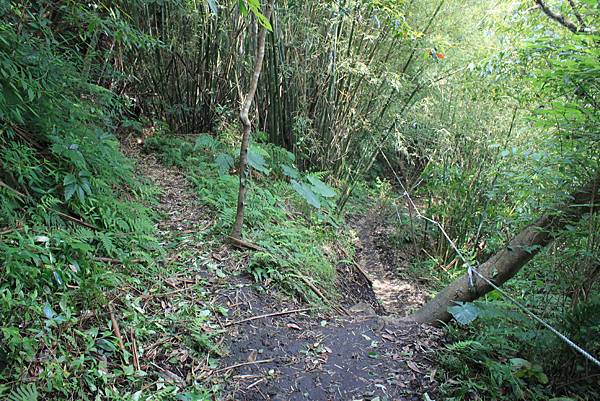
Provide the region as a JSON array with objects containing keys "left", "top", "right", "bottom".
[
  {"left": 129, "top": 145, "right": 444, "bottom": 400},
  {"left": 352, "top": 205, "right": 428, "bottom": 316}
]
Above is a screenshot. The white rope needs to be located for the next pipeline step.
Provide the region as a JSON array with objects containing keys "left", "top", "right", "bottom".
[{"left": 380, "top": 150, "right": 600, "bottom": 368}]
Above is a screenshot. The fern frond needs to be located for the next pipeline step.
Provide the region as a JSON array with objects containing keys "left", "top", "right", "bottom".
[{"left": 8, "top": 384, "right": 38, "bottom": 401}]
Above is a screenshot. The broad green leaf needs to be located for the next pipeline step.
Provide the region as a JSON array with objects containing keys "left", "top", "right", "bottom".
[
  {"left": 281, "top": 164, "right": 299, "bottom": 179},
  {"left": 447, "top": 302, "right": 481, "bottom": 325},
  {"left": 248, "top": 149, "right": 269, "bottom": 174},
  {"left": 63, "top": 174, "right": 77, "bottom": 186},
  {"left": 80, "top": 177, "right": 92, "bottom": 195},
  {"left": 307, "top": 176, "right": 336, "bottom": 198},
  {"left": 207, "top": 0, "right": 219, "bottom": 15},
  {"left": 250, "top": 143, "right": 270, "bottom": 157},
  {"left": 96, "top": 338, "right": 117, "bottom": 352},
  {"left": 194, "top": 134, "right": 219, "bottom": 151},
  {"left": 509, "top": 358, "right": 531, "bottom": 370},
  {"left": 291, "top": 180, "right": 320, "bottom": 209},
  {"left": 64, "top": 184, "right": 77, "bottom": 201},
  {"left": 43, "top": 304, "right": 55, "bottom": 319},
  {"left": 77, "top": 186, "right": 85, "bottom": 202}
]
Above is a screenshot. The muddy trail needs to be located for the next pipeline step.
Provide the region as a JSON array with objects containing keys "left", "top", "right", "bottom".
[
  {"left": 130, "top": 145, "right": 445, "bottom": 400},
  {"left": 351, "top": 208, "right": 429, "bottom": 317}
]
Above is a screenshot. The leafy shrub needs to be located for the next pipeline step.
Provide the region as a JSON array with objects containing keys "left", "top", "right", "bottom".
[
  {"left": 439, "top": 297, "right": 600, "bottom": 400},
  {"left": 439, "top": 300, "right": 552, "bottom": 400},
  {"left": 0, "top": 3, "right": 159, "bottom": 397},
  {"left": 144, "top": 133, "right": 343, "bottom": 303}
]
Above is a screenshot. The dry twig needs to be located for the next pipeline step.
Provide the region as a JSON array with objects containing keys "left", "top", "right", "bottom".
[
  {"left": 130, "top": 328, "right": 140, "bottom": 371},
  {"left": 108, "top": 302, "right": 126, "bottom": 352},
  {"left": 352, "top": 261, "right": 373, "bottom": 284},
  {"left": 296, "top": 274, "right": 330, "bottom": 305},
  {"left": 55, "top": 210, "right": 98, "bottom": 230},
  {"left": 224, "top": 308, "right": 310, "bottom": 327},
  {"left": 215, "top": 358, "right": 275, "bottom": 373},
  {"left": 226, "top": 235, "right": 263, "bottom": 251}
]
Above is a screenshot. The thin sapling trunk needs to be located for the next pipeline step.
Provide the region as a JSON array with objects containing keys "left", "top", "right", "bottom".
[{"left": 230, "top": 0, "right": 274, "bottom": 240}]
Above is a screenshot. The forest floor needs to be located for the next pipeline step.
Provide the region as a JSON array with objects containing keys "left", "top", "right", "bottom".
[{"left": 127, "top": 143, "right": 445, "bottom": 401}]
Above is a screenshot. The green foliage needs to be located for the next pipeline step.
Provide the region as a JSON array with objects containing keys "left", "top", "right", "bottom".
[
  {"left": 7, "top": 384, "right": 38, "bottom": 401},
  {"left": 447, "top": 302, "right": 482, "bottom": 326},
  {"left": 238, "top": 0, "right": 273, "bottom": 30},
  {"left": 291, "top": 179, "right": 321, "bottom": 209},
  {"left": 368, "top": 2, "right": 600, "bottom": 399},
  {"left": 2, "top": 0, "right": 599, "bottom": 399},
  {"left": 438, "top": 292, "right": 600, "bottom": 400},
  {"left": 63, "top": 171, "right": 93, "bottom": 201},
  {"left": 0, "top": 2, "right": 167, "bottom": 398},
  {"left": 307, "top": 176, "right": 336, "bottom": 198},
  {"left": 145, "top": 133, "right": 342, "bottom": 304},
  {"left": 247, "top": 147, "right": 270, "bottom": 174},
  {"left": 438, "top": 301, "right": 551, "bottom": 400}
]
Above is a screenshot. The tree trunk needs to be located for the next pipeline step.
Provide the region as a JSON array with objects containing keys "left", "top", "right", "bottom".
[
  {"left": 230, "top": 0, "right": 274, "bottom": 240},
  {"left": 407, "top": 174, "right": 599, "bottom": 324}
]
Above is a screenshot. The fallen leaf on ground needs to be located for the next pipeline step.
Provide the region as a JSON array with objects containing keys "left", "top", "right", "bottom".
[
  {"left": 407, "top": 360, "right": 422, "bottom": 373},
  {"left": 287, "top": 323, "right": 302, "bottom": 330}
]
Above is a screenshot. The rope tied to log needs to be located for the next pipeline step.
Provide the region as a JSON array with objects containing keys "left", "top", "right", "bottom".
[{"left": 380, "top": 150, "right": 600, "bottom": 369}]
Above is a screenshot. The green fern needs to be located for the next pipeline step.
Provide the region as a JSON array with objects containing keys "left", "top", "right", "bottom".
[
  {"left": 446, "top": 340, "right": 484, "bottom": 352},
  {"left": 8, "top": 384, "right": 38, "bottom": 401}
]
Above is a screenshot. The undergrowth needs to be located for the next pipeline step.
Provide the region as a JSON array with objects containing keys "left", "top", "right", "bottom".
[
  {"left": 361, "top": 179, "right": 600, "bottom": 401},
  {"left": 0, "top": 4, "right": 218, "bottom": 399},
  {"left": 143, "top": 133, "right": 346, "bottom": 306},
  {"left": 436, "top": 297, "right": 600, "bottom": 401}
]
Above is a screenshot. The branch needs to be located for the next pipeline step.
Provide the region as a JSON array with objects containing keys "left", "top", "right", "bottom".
[
  {"left": 54, "top": 210, "right": 98, "bottom": 230},
  {"left": 215, "top": 358, "right": 275, "bottom": 373},
  {"left": 226, "top": 235, "right": 263, "bottom": 251},
  {"left": 406, "top": 174, "right": 600, "bottom": 324},
  {"left": 108, "top": 302, "right": 126, "bottom": 353},
  {"left": 535, "top": 0, "right": 587, "bottom": 34},
  {"left": 567, "top": 0, "right": 586, "bottom": 28},
  {"left": 0, "top": 179, "right": 26, "bottom": 200}
]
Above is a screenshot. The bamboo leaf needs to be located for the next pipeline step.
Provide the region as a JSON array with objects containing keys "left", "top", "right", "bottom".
[{"left": 207, "top": 0, "right": 219, "bottom": 15}]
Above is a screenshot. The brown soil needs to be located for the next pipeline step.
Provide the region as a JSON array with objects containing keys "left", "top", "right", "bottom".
[{"left": 351, "top": 204, "right": 429, "bottom": 317}]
